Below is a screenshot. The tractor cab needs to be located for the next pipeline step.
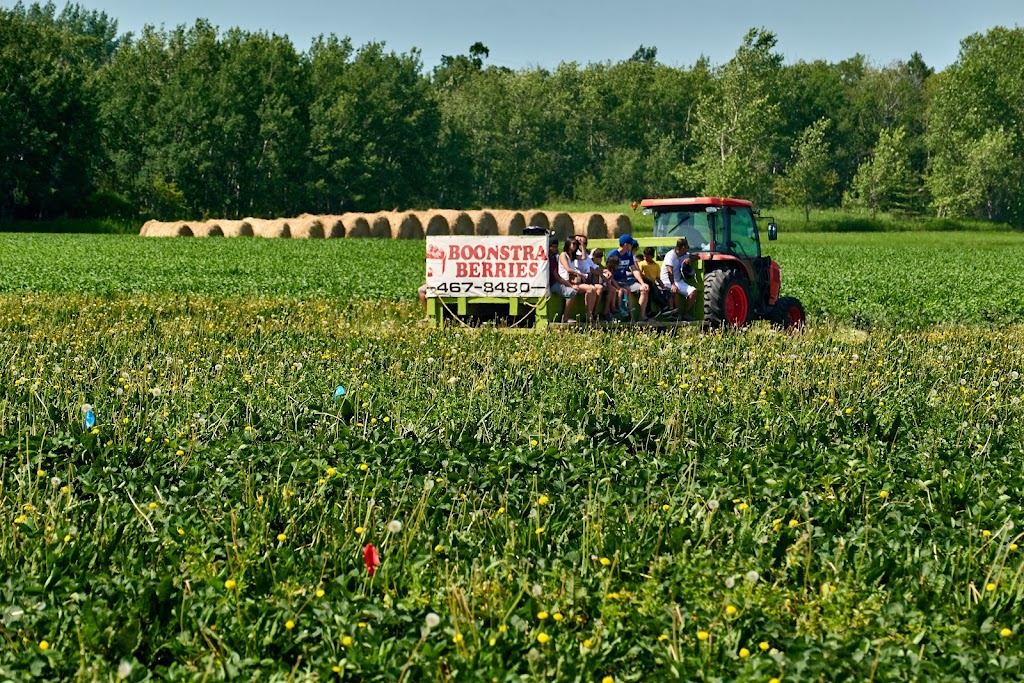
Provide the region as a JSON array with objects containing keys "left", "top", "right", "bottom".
[{"left": 646, "top": 197, "right": 773, "bottom": 259}]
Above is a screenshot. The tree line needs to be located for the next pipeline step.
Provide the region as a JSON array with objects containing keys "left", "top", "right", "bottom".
[{"left": 2, "top": 2, "right": 1022, "bottom": 224}]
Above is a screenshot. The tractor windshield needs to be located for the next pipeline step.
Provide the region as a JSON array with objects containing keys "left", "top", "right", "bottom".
[{"left": 653, "top": 209, "right": 715, "bottom": 252}]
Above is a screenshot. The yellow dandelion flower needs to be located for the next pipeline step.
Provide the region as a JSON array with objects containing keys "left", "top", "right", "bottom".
[
  {"left": 759, "top": 641, "right": 770, "bottom": 651},
  {"left": 315, "top": 589, "right": 325, "bottom": 598},
  {"left": 739, "top": 647, "right": 750, "bottom": 658},
  {"left": 600, "top": 557, "right": 611, "bottom": 566},
  {"left": 602, "top": 677, "right": 614, "bottom": 683},
  {"left": 355, "top": 526, "right": 365, "bottom": 534},
  {"left": 1001, "top": 628, "right": 1012, "bottom": 637},
  {"left": 224, "top": 579, "right": 237, "bottom": 590},
  {"left": 285, "top": 620, "right": 295, "bottom": 630},
  {"left": 535, "top": 527, "right": 544, "bottom": 535},
  {"left": 553, "top": 612, "right": 563, "bottom": 622},
  {"left": 537, "top": 611, "right": 549, "bottom": 620},
  {"left": 39, "top": 640, "right": 50, "bottom": 651},
  {"left": 986, "top": 583, "right": 997, "bottom": 592},
  {"left": 982, "top": 530, "right": 991, "bottom": 537},
  {"left": 453, "top": 633, "right": 463, "bottom": 643},
  {"left": 537, "top": 633, "right": 550, "bottom": 644},
  {"left": 788, "top": 519, "right": 799, "bottom": 528},
  {"left": 538, "top": 495, "right": 549, "bottom": 505},
  {"left": 148, "top": 502, "right": 158, "bottom": 509},
  {"left": 342, "top": 636, "right": 352, "bottom": 646},
  {"left": 726, "top": 605, "right": 737, "bottom": 616},
  {"left": 697, "top": 630, "right": 710, "bottom": 641},
  {"left": 658, "top": 634, "right": 668, "bottom": 642},
  {"left": 359, "top": 463, "right": 369, "bottom": 472},
  {"left": 583, "top": 638, "right": 593, "bottom": 647},
  {"left": 1011, "top": 543, "right": 1019, "bottom": 551},
  {"left": 277, "top": 533, "right": 287, "bottom": 542}
]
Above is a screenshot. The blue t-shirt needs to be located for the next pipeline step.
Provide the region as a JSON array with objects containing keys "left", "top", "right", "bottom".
[{"left": 610, "top": 248, "right": 637, "bottom": 283}]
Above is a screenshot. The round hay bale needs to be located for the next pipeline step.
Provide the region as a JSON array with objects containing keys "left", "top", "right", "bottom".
[
  {"left": 247, "top": 218, "right": 291, "bottom": 239},
  {"left": 321, "top": 215, "right": 345, "bottom": 238},
  {"left": 417, "top": 210, "right": 450, "bottom": 236},
  {"left": 492, "top": 210, "right": 526, "bottom": 236},
  {"left": 340, "top": 213, "right": 371, "bottom": 238},
  {"left": 466, "top": 210, "right": 498, "bottom": 236},
  {"left": 147, "top": 221, "right": 194, "bottom": 237},
  {"left": 600, "top": 213, "right": 633, "bottom": 237},
  {"left": 366, "top": 213, "right": 392, "bottom": 238},
  {"left": 192, "top": 221, "right": 225, "bottom": 237},
  {"left": 218, "top": 220, "right": 254, "bottom": 237},
  {"left": 547, "top": 212, "right": 573, "bottom": 240},
  {"left": 290, "top": 217, "right": 326, "bottom": 239},
  {"left": 139, "top": 219, "right": 159, "bottom": 237},
  {"left": 523, "top": 211, "right": 550, "bottom": 230},
  {"left": 438, "top": 209, "right": 474, "bottom": 235},
  {"left": 570, "top": 213, "right": 608, "bottom": 239},
  {"left": 381, "top": 211, "right": 424, "bottom": 239}
]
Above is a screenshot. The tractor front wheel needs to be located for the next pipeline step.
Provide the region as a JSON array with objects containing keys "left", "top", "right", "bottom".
[
  {"left": 769, "top": 296, "right": 806, "bottom": 330},
  {"left": 704, "top": 269, "right": 751, "bottom": 328}
]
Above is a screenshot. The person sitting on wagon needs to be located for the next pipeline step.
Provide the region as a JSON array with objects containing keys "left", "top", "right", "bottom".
[
  {"left": 574, "top": 240, "right": 604, "bottom": 322},
  {"left": 608, "top": 234, "right": 649, "bottom": 322},
  {"left": 640, "top": 246, "right": 661, "bottom": 283},
  {"left": 556, "top": 238, "right": 602, "bottom": 323},
  {"left": 661, "top": 238, "right": 698, "bottom": 318},
  {"left": 591, "top": 248, "right": 619, "bottom": 319}
]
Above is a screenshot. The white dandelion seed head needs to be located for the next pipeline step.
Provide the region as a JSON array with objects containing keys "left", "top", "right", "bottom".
[
  {"left": 424, "top": 478, "right": 435, "bottom": 491},
  {"left": 81, "top": 404, "right": 93, "bottom": 414},
  {"left": 531, "top": 584, "right": 543, "bottom": 597},
  {"left": 116, "top": 662, "right": 132, "bottom": 679},
  {"left": 388, "top": 520, "right": 402, "bottom": 533},
  {"left": 425, "top": 612, "right": 440, "bottom": 629},
  {"left": 746, "top": 570, "right": 760, "bottom": 582},
  {"left": 707, "top": 499, "right": 720, "bottom": 511},
  {"left": 115, "top": 388, "right": 123, "bottom": 396},
  {"left": 214, "top": 364, "right": 223, "bottom": 372},
  {"left": 725, "top": 577, "right": 735, "bottom": 589},
  {"left": 1011, "top": 371, "right": 1019, "bottom": 380},
  {"left": 151, "top": 388, "right": 161, "bottom": 397}
]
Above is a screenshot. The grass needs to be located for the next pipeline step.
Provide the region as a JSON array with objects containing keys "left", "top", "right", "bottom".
[{"left": 2, "top": 230, "right": 1024, "bottom": 680}]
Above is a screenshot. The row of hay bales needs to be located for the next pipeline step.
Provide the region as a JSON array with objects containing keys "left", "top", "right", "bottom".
[{"left": 140, "top": 210, "right": 632, "bottom": 240}]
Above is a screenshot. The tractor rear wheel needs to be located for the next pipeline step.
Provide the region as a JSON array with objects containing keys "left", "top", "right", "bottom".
[
  {"left": 769, "top": 296, "right": 806, "bottom": 330},
  {"left": 704, "top": 269, "right": 751, "bottom": 328}
]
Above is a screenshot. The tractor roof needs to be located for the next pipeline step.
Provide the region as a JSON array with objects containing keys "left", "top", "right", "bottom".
[{"left": 640, "top": 197, "right": 753, "bottom": 209}]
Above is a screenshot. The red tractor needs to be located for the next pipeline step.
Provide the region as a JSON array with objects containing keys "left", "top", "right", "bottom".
[{"left": 642, "top": 197, "right": 805, "bottom": 329}]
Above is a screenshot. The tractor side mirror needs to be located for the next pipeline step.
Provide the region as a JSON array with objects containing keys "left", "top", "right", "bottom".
[{"left": 767, "top": 222, "right": 778, "bottom": 241}]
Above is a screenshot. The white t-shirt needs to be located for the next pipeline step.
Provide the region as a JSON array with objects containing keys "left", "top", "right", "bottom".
[
  {"left": 661, "top": 250, "right": 689, "bottom": 288},
  {"left": 575, "top": 256, "right": 598, "bottom": 276}
]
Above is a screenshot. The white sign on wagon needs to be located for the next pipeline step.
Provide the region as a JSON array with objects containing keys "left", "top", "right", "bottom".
[{"left": 426, "top": 236, "right": 550, "bottom": 298}]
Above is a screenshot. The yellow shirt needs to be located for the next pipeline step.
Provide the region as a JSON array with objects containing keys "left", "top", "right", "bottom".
[{"left": 640, "top": 259, "right": 661, "bottom": 282}]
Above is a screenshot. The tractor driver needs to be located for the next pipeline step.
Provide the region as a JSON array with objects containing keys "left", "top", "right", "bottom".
[
  {"left": 608, "top": 233, "right": 649, "bottom": 322},
  {"left": 661, "top": 238, "right": 697, "bottom": 318}
]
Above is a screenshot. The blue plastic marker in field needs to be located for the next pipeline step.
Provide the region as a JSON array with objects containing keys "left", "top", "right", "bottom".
[
  {"left": 334, "top": 385, "right": 347, "bottom": 399},
  {"left": 83, "top": 409, "right": 96, "bottom": 429}
]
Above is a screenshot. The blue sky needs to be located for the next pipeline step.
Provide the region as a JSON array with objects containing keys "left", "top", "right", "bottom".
[{"left": 20, "top": 0, "right": 1024, "bottom": 70}]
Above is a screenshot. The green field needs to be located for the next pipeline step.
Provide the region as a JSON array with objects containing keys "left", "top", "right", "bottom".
[{"left": 3, "top": 232, "right": 1024, "bottom": 681}]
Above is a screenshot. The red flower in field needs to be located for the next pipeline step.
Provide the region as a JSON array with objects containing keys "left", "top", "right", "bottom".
[{"left": 364, "top": 543, "right": 380, "bottom": 575}]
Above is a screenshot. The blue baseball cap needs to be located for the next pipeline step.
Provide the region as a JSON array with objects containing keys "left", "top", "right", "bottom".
[{"left": 618, "top": 233, "right": 633, "bottom": 246}]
